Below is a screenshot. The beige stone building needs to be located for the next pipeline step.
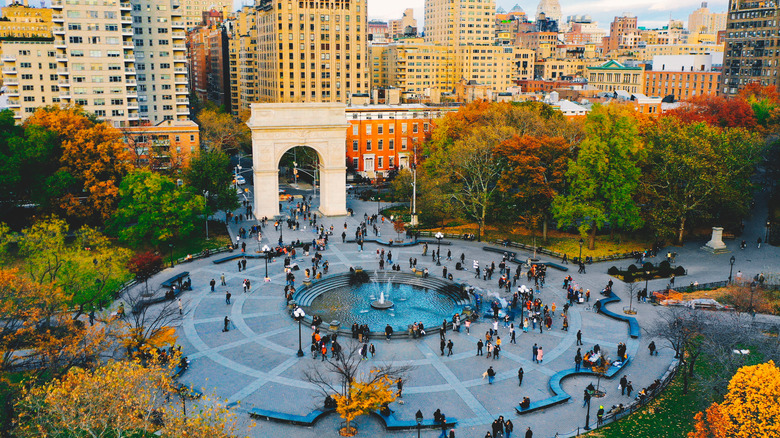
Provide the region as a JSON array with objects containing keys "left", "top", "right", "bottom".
[
  {"left": 254, "top": 0, "right": 369, "bottom": 103},
  {"left": 424, "top": 0, "right": 495, "bottom": 45},
  {"left": 586, "top": 59, "right": 645, "bottom": 93},
  {"left": 0, "top": 3, "right": 53, "bottom": 39},
  {"left": 51, "top": 0, "right": 139, "bottom": 125},
  {"left": 388, "top": 8, "right": 416, "bottom": 38},
  {"left": 688, "top": 2, "right": 726, "bottom": 34},
  {"left": 180, "top": 0, "right": 232, "bottom": 29},
  {"left": 1, "top": 40, "right": 60, "bottom": 121},
  {"left": 639, "top": 43, "right": 724, "bottom": 61}
]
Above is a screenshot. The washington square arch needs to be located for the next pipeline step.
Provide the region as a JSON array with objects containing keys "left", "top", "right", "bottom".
[{"left": 247, "top": 103, "right": 348, "bottom": 219}]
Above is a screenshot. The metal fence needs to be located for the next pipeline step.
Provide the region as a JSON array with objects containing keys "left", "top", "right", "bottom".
[{"left": 552, "top": 359, "right": 680, "bottom": 437}]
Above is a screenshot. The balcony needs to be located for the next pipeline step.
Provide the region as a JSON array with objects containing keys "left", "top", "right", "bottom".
[
  {"left": 172, "top": 44, "right": 186, "bottom": 50},
  {"left": 125, "top": 68, "right": 136, "bottom": 74},
  {"left": 120, "top": 1, "right": 131, "bottom": 10},
  {"left": 177, "top": 108, "right": 190, "bottom": 115},
  {"left": 172, "top": 22, "right": 185, "bottom": 29},
  {"left": 4, "top": 78, "right": 18, "bottom": 86},
  {"left": 52, "top": 14, "right": 64, "bottom": 22},
  {"left": 175, "top": 88, "right": 188, "bottom": 94},
  {"left": 59, "top": 91, "right": 71, "bottom": 99},
  {"left": 51, "top": 0, "right": 62, "bottom": 7},
  {"left": 4, "top": 90, "right": 19, "bottom": 97},
  {"left": 53, "top": 26, "right": 65, "bottom": 35},
  {"left": 58, "top": 79, "right": 70, "bottom": 86},
  {"left": 174, "top": 68, "right": 187, "bottom": 73},
  {"left": 176, "top": 98, "right": 189, "bottom": 104},
  {"left": 121, "top": 16, "right": 132, "bottom": 23},
  {"left": 2, "top": 68, "right": 17, "bottom": 75},
  {"left": 175, "top": 78, "right": 188, "bottom": 85},
  {"left": 7, "top": 99, "right": 20, "bottom": 107},
  {"left": 1, "top": 54, "right": 15, "bottom": 62},
  {"left": 125, "top": 79, "right": 137, "bottom": 85}
]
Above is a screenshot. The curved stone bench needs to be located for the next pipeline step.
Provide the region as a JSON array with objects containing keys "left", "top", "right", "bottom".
[
  {"left": 596, "top": 291, "right": 641, "bottom": 338},
  {"left": 516, "top": 357, "right": 632, "bottom": 415},
  {"left": 482, "top": 246, "right": 569, "bottom": 272},
  {"left": 212, "top": 253, "right": 268, "bottom": 264},
  {"left": 249, "top": 407, "right": 335, "bottom": 426},
  {"left": 371, "top": 411, "right": 457, "bottom": 431},
  {"left": 345, "top": 237, "right": 452, "bottom": 247}
]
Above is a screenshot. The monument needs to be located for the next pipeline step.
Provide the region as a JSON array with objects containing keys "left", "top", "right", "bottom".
[
  {"left": 247, "top": 103, "right": 349, "bottom": 219},
  {"left": 701, "top": 226, "right": 729, "bottom": 253}
]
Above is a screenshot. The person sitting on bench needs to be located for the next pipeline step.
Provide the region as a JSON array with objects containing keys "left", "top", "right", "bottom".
[{"left": 519, "top": 397, "right": 531, "bottom": 409}]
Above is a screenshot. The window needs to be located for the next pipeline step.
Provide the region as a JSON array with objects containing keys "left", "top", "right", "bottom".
[
  {"left": 377, "top": 125, "right": 383, "bottom": 134},
  {"left": 366, "top": 140, "right": 372, "bottom": 151},
  {"left": 389, "top": 139, "right": 394, "bottom": 150},
  {"left": 365, "top": 124, "right": 371, "bottom": 135},
  {"left": 352, "top": 140, "right": 358, "bottom": 151},
  {"left": 352, "top": 124, "right": 358, "bottom": 135},
  {"left": 377, "top": 157, "right": 383, "bottom": 169},
  {"left": 69, "top": 36, "right": 83, "bottom": 44},
  {"left": 413, "top": 123, "right": 418, "bottom": 133},
  {"left": 378, "top": 139, "right": 383, "bottom": 150}
]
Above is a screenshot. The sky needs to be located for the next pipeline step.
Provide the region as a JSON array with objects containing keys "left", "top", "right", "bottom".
[{"left": 257, "top": 0, "right": 728, "bottom": 32}]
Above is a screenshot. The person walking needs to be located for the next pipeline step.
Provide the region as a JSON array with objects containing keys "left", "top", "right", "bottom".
[
  {"left": 440, "top": 338, "right": 446, "bottom": 356},
  {"left": 537, "top": 346, "right": 544, "bottom": 363},
  {"left": 220, "top": 273, "right": 226, "bottom": 286},
  {"left": 525, "top": 427, "right": 533, "bottom": 438},
  {"left": 447, "top": 339, "right": 454, "bottom": 357},
  {"left": 620, "top": 375, "right": 628, "bottom": 395},
  {"left": 223, "top": 316, "right": 230, "bottom": 332},
  {"left": 509, "top": 324, "right": 516, "bottom": 344},
  {"left": 532, "top": 344, "right": 538, "bottom": 363},
  {"left": 576, "top": 330, "right": 583, "bottom": 346},
  {"left": 597, "top": 406, "right": 604, "bottom": 426},
  {"left": 486, "top": 366, "right": 496, "bottom": 384},
  {"left": 396, "top": 378, "right": 403, "bottom": 398},
  {"left": 648, "top": 341, "right": 657, "bottom": 356},
  {"left": 210, "top": 278, "right": 216, "bottom": 292},
  {"left": 225, "top": 291, "right": 231, "bottom": 304},
  {"left": 477, "top": 339, "right": 484, "bottom": 356},
  {"left": 626, "top": 381, "right": 634, "bottom": 397},
  {"left": 582, "top": 388, "right": 591, "bottom": 407},
  {"left": 465, "top": 319, "right": 471, "bottom": 335},
  {"left": 178, "top": 298, "right": 183, "bottom": 315},
  {"left": 575, "top": 349, "right": 582, "bottom": 372},
  {"left": 517, "top": 367, "right": 524, "bottom": 387}
]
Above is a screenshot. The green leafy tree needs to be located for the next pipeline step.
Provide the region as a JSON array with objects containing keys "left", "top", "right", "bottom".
[
  {"left": 640, "top": 119, "right": 764, "bottom": 243},
  {"left": 183, "top": 149, "right": 239, "bottom": 217},
  {"left": 196, "top": 107, "right": 251, "bottom": 152},
  {"left": 110, "top": 170, "right": 204, "bottom": 248},
  {"left": 552, "top": 104, "right": 644, "bottom": 249}
]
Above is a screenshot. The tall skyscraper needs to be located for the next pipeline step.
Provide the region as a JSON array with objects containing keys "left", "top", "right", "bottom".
[
  {"left": 424, "top": 0, "right": 495, "bottom": 45},
  {"left": 535, "top": 0, "right": 561, "bottom": 25},
  {"left": 180, "top": 0, "right": 233, "bottom": 29},
  {"left": 255, "top": 0, "right": 369, "bottom": 103}
]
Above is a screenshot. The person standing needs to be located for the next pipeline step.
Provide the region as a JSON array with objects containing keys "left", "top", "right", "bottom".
[
  {"left": 440, "top": 338, "right": 446, "bottom": 356},
  {"left": 537, "top": 346, "right": 544, "bottom": 363},
  {"left": 517, "top": 367, "right": 524, "bottom": 386},
  {"left": 597, "top": 406, "right": 604, "bottom": 426},
  {"left": 396, "top": 378, "right": 403, "bottom": 398},
  {"left": 465, "top": 319, "right": 471, "bottom": 335},
  {"left": 486, "top": 366, "right": 496, "bottom": 384},
  {"left": 648, "top": 341, "right": 657, "bottom": 356},
  {"left": 525, "top": 427, "right": 533, "bottom": 438},
  {"left": 210, "top": 278, "right": 216, "bottom": 292},
  {"left": 576, "top": 330, "right": 583, "bottom": 346},
  {"left": 225, "top": 291, "right": 231, "bottom": 304},
  {"left": 178, "top": 298, "right": 183, "bottom": 315},
  {"left": 223, "top": 316, "right": 230, "bottom": 332},
  {"left": 626, "top": 381, "right": 634, "bottom": 397},
  {"left": 583, "top": 388, "right": 591, "bottom": 407},
  {"left": 620, "top": 375, "right": 628, "bottom": 395},
  {"left": 505, "top": 419, "right": 514, "bottom": 438},
  {"left": 220, "top": 273, "right": 226, "bottom": 286},
  {"left": 477, "top": 339, "right": 484, "bottom": 356},
  {"left": 532, "top": 344, "right": 538, "bottom": 363},
  {"left": 447, "top": 340, "right": 454, "bottom": 357},
  {"left": 575, "top": 349, "right": 583, "bottom": 372}
]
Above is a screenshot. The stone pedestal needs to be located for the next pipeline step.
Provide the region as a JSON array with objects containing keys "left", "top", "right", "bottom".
[{"left": 701, "top": 227, "right": 729, "bottom": 254}]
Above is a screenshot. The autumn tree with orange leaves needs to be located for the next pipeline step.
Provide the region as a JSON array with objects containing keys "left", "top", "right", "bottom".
[
  {"left": 666, "top": 95, "right": 758, "bottom": 131},
  {"left": 689, "top": 361, "right": 780, "bottom": 438},
  {"left": 14, "top": 358, "right": 241, "bottom": 438},
  {"left": 25, "top": 107, "right": 132, "bottom": 225}
]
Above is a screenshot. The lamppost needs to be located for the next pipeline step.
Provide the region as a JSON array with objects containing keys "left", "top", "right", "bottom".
[
  {"left": 644, "top": 270, "right": 650, "bottom": 295},
  {"left": 584, "top": 390, "right": 592, "bottom": 430},
  {"left": 203, "top": 190, "right": 209, "bottom": 240},
  {"left": 293, "top": 306, "right": 305, "bottom": 357},
  {"left": 728, "top": 256, "right": 736, "bottom": 284},
  {"left": 578, "top": 238, "right": 584, "bottom": 264},
  {"left": 415, "top": 410, "right": 423, "bottom": 438},
  {"left": 410, "top": 149, "right": 418, "bottom": 227},
  {"left": 435, "top": 232, "right": 443, "bottom": 266},
  {"left": 168, "top": 243, "right": 174, "bottom": 268},
  {"left": 234, "top": 165, "right": 242, "bottom": 189},
  {"left": 767, "top": 220, "right": 771, "bottom": 243},
  {"left": 279, "top": 214, "right": 285, "bottom": 245},
  {"left": 262, "top": 244, "right": 271, "bottom": 281}
]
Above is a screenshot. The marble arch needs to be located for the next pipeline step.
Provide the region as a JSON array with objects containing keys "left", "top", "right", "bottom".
[{"left": 247, "top": 103, "right": 348, "bottom": 218}]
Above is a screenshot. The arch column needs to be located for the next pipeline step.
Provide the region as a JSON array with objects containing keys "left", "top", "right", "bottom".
[{"left": 247, "top": 103, "right": 348, "bottom": 219}]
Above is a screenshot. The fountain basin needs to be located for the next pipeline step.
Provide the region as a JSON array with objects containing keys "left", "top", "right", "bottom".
[{"left": 292, "top": 272, "right": 471, "bottom": 333}]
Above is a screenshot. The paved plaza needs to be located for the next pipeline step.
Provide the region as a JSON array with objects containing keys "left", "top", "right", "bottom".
[{"left": 146, "top": 186, "right": 780, "bottom": 438}]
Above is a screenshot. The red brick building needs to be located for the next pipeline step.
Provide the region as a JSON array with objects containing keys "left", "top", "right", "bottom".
[{"left": 345, "top": 105, "right": 455, "bottom": 179}]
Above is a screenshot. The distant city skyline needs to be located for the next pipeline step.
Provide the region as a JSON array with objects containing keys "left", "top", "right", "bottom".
[{"left": 228, "top": 0, "right": 728, "bottom": 31}]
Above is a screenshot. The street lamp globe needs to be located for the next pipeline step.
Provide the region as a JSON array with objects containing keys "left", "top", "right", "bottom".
[
  {"left": 293, "top": 306, "right": 306, "bottom": 357},
  {"left": 262, "top": 245, "right": 271, "bottom": 282},
  {"left": 415, "top": 410, "right": 424, "bottom": 438},
  {"left": 435, "top": 232, "right": 444, "bottom": 266}
]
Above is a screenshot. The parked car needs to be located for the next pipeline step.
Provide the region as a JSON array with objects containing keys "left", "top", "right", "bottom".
[{"left": 235, "top": 175, "right": 246, "bottom": 185}]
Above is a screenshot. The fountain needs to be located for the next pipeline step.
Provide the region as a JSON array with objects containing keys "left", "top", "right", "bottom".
[{"left": 371, "top": 290, "right": 394, "bottom": 309}]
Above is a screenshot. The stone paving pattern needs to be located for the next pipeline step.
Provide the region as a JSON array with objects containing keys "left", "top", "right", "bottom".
[{"left": 135, "top": 186, "right": 780, "bottom": 438}]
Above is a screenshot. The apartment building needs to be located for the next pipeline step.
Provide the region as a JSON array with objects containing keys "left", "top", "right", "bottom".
[
  {"left": 424, "top": 0, "right": 495, "bottom": 45},
  {"left": 689, "top": 2, "right": 727, "bottom": 34},
  {"left": 604, "top": 14, "right": 638, "bottom": 54},
  {"left": 0, "top": 3, "right": 53, "bottom": 38},
  {"left": 0, "top": 40, "right": 60, "bottom": 120},
  {"left": 345, "top": 105, "right": 454, "bottom": 178},
  {"left": 381, "top": 41, "right": 455, "bottom": 101},
  {"left": 586, "top": 59, "right": 645, "bottom": 93},
  {"left": 721, "top": 0, "right": 780, "bottom": 96},
  {"left": 389, "top": 8, "right": 416, "bottom": 38},
  {"left": 639, "top": 43, "right": 724, "bottom": 61},
  {"left": 179, "top": 0, "right": 231, "bottom": 29},
  {"left": 255, "top": 0, "right": 369, "bottom": 104},
  {"left": 131, "top": 0, "right": 190, "bottom": 123},
  {"left": 51, "top": 0, "right": 140, "bottom": 125},
  {"left": 122, "top": 119, "right": 200, "bottom": 170},
  {"left": 534, "top": 57, "right": 602, "bottom": 80}
]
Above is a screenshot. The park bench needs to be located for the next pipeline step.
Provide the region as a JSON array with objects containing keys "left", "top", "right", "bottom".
[
  {"left": 596, "top": 291, "right": 640, "bottom": 339},
  {"left": 372, "top": 411, "right": 458, "bottom": 431},
  {"left": 161, "top": 271, "right": 190, "bottom": 289},
  {"left": 249, "top": 407, "right": 334, "bottom": 426},
  {"left": 515, "top": 395, "right": 569, "bottom": 415}
]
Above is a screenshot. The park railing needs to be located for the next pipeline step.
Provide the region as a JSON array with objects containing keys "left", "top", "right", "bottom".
[
  {"left": 552, "top": 358, "right": 681, "bottom": 437},
  {"left": 649, "top": 280, "right": 780, "bottom": 297}
]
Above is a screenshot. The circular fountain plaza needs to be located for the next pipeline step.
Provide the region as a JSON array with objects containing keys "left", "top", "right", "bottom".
[{"left": 155, "top": 199, "right": 759, "bottom": 437}]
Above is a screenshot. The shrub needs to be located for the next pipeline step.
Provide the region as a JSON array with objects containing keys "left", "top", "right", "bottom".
[
  {"left": 642, "top": 262, "right": 654, "bottom": 271},
  {"left": 627, "top": 264, "right": 638, "bottom": 273},
  {"left": 674, "top": 266, "right": 686, "bottom": 275},
  {"left": 624, "top": 273, "right": 634, "bottom": 282},
  {"left": 608, "top": 266, "right": 620, "bottom": 276},
  {"left": 659, "top": 265, "right": 672, "bottom": 277},
  {"left": 659, "top": 260, "right": 671, "bottom": 270}
]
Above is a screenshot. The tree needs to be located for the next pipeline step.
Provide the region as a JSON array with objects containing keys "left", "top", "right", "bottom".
[
  {"left": 497, "top": 135, "right": 572, "bottom": 242},
  {"left": 110, "top": 170, "right": 205, "bottom": 248},
  {"left": 183, "top": 149, "right": 239, "bottom": 216},
  {"left": 640, "top": 119, "right": 764, "bottom": 243},
  {"left": 25, "top": 107, "right": 133, "bottom": 224},
  {"left": 647, "top": 306, "right": 706, "bottom": 394},
  {"left": 14, "top": 358, "right": 240, "bottom": 438},
  {"left": 304, "top": 341, "right": 411, "bottom": 436},
  {"left": 667, "top": 95, "right": 757, "bottom": 130},
  {"left": 739, "top": 83, "right": 780, "bottom": 130},
  {"left": 552, "top": 104, "right": 644, "bottom": 249},
  {"left": 393, "top": 219, "right": 405, "bottom": 241},
  {"left": 689, "top": 361, "right": 780, "bottom": 438},
  {"left": 334, "top": 375, "right": 397, "bottom": 436},
  {"left": 6, "top": 216, "right": 132, "bottom": 319},
  {"left": 127, "top": 251, "right": 164, "bottom": 295},
  {"left": 196, "top": 108, "right": 251, "bottom": 152}
]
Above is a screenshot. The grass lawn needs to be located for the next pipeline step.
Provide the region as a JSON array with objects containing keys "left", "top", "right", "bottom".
[
  {"left": 586, "top": 363, "right": 703, "bottom": 438},
  {"left": 417, "top": 222, "right": 653, "bottom": 260}
]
